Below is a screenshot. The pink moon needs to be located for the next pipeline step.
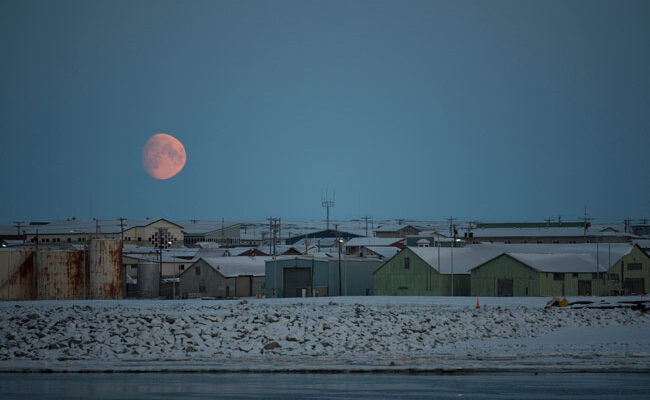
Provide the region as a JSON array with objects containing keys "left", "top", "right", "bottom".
[{"left": 142, "top": 133, "right": 186, "bottom": 180}]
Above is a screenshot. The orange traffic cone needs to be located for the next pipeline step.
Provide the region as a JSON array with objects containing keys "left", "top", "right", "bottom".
[{"left": 476, "top": 295, "right": 480, "bottom": 309}]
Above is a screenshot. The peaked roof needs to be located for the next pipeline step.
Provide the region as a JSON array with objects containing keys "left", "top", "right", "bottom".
[
  {"left": 193, "top": 256, "right": 271, "bottom": 277},
  {"left": 345, "top": 237, "right": 404, "bottom": 247},
  {"left": 409, "top": 244, "right": 503, "bottom": 275}
]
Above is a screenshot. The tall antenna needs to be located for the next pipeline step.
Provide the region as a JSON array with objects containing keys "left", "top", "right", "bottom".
[{"left": 321, "top": 189, "right": 335, "bottom": 230}]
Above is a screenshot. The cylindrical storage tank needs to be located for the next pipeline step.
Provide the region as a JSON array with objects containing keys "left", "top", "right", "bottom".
[
  {"left": 88, "top": 239, "right": 123, "bottom": 299},
  {"left": 137, "top": 262, "right": 160, "bottom": 299},
  {"left": 1, "top": 249, "right": 36, "bottom": 300},
  {"left": 36, "top": 250, "right": 85, "bottom": 300}
]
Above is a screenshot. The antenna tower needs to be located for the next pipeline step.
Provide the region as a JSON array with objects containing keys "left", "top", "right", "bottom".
[{"left": 321, "top": 189, "right": 335, "bottom": 230}]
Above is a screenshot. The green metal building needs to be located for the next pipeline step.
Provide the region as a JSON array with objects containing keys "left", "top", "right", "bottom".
[
  {"left": 470, "top": 244, "right": 647, "bottom": 297},
  {"left": 373, "top": 245, "right": 504, "bottom": 296}
]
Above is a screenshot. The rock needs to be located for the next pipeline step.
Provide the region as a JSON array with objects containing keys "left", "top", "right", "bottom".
[
  {"left": 264, "top": 341, "right": 281, "bottom": 350},
  {"left": 166, "top": 317, "right": 176, "bottom": 324}
]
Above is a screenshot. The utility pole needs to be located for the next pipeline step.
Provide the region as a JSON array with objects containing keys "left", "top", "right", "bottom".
[
  {"left": 118, "top": 217, "right": 126, "bottom": 243},
  {"left": 336, "top": 223, "right": 342, "bottom": 296},
  {"left": 596, "top": 238, "right": 599, "bottom": 296},
  {"left": 582, "top": 207, "right": 593, "bottom": 239},
  {"left": 94, "top": 218, "right": 100, "bottom": 233},
  {"left": 12, "top": 221, "right": 24, "bottom": 237},
  {"left": 449, "top": 216, "right": 456, "bottom": 297},
  {"left": 437, "top": 242, "right": 441, "bottom": 296},
  {"left": 363, "top": 216, "right": 372, "bottom": 237}
]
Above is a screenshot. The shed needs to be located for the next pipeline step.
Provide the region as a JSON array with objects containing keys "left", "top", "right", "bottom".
[{"left": 179, "top": 256, "right": 270, "bottom": 298}]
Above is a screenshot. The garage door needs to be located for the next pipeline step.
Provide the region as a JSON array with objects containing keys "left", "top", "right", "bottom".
[
  {"left": 578, "top": 280, "right": 591, "bottom": 296},
  {"left": 498, "top": 279, "right": 513, "bottom": 297},
  {"left": 624, "top": 278, "right": 645, "bottom": 295},
  {"left": 235, "top": 276, "right": 252, "bottom": 297},
  {"left": 283, "top": 268, "right": 311, "bottom": 298}
]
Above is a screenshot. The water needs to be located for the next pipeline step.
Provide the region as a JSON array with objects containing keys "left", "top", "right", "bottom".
[{"left": 1, "top": 372, "right": 649, "bottom": 399}]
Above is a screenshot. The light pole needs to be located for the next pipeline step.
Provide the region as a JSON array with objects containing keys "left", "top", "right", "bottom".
[
  {"left": 2, "top": 243, "right": 8, "bottom": 300},
  {"left": 338, "top": 238, "right": 344, "bottom": 296}
]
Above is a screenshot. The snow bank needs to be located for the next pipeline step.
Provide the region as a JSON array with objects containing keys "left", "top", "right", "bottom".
[{"left": 0, "top": 297, "right": 648, "bottom": 372}]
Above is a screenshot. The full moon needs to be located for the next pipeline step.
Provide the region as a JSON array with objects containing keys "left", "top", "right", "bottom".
[{"left": 142, "top": 133, "right": 186, "bottom": 180}]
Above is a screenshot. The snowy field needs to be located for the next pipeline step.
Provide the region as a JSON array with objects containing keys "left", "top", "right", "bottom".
[{"left": 1, "top": 296, "right": 649, "bottom": 372}]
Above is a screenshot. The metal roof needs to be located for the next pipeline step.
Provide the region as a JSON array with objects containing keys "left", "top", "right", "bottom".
[
  {"left": 198, "top": 256, "right": 271, "bottom": 277},
  {"left": 345, "top": 237, "right": 404, "bottom": 247}
]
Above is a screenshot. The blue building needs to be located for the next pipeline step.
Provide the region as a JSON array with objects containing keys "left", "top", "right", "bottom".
[{"left": 265, "top": 256, "right": 382, "bottom": 297}]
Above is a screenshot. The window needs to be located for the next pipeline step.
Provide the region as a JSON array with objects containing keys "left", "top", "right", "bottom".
[
  {"left": 609, "top": 273, "right": 619, "bottom": 282},
  {"left": 179, "top": 265, "right": 185, "bottom": 270},
  {"left": 628, "top": 263, "right": 642, "bottom": 271},
  {"left": 67, "top": 238, "right": 71, "bottom": 243},
  {"left": 573, "top": 273, "right": 579, "bottom": 278},
  {"left": 553, "top": 273, "right": 564, "bottom": 281},
  {"left": 404, "top": 257, "right": 410, "bottom": 269},
  {"left": 195, "top": 267, "right": 201, "bottom": 275},
  {"left": 199, "top": 286, "right": 205, "bottom": 292},
  {"left": 138, "top": 237, "right": 142, "bottom": 241}
]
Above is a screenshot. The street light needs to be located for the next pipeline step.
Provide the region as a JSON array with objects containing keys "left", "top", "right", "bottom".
[
  {"left": 337, "top": 238, "right": 345, "bottom": 296},
  {"left": 3, "top": 243, "right": 8, "bottom": 301}
]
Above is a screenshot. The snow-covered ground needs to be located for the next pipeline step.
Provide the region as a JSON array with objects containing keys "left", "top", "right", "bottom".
[{"left": 1, "top": 296, "right": 648, "bottom": 372}]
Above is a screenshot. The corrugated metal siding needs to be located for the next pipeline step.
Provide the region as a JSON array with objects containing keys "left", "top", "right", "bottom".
[
  {"left": 471, "top": 255, "right": 541, "bottom": 297},
  {"left": 88, "top": 239, "right": 123, "bottom": 299}
]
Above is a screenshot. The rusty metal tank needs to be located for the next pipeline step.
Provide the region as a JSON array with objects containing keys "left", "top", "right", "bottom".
[
  {"left": 88, "top": 239, "right": 123, "bottom": 299},
  {"left": 1, "top": 249, "right": 36, "bottom": 300},
  {"left": 36, "top": 250, "right": 86, "bottom": 300}
]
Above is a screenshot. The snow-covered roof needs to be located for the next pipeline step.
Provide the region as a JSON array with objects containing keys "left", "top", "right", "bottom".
[
  {"left": 198, "top": 256, "right": 271, "bottom": 277},
  {"left": 345, "top": 237, "right": 404, "bottom": 247},
  {"left": 410, "top": 245, "right": 503, "bottom": 275},
  {"left": 471, "top": 226, "right": 638, "bottom": 238},
  {"left": 505, "top": 253, "right": 608, "bottom": 273},
  {"left": 409, "top": 243, "right": 634, "bottom": 275},
  {"left": 364, "top": 246, "right": 401, "bottom": 259},
  {"left": 177, "top": 220, "right": 240, "bottom": 234}
]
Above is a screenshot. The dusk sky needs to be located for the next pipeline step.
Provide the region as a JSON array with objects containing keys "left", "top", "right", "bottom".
[{"left": 1, "top": 0, "right": 649, "bottom": 223}]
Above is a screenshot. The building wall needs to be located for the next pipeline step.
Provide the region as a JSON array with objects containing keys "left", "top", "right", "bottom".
[
  {"left": 123, "top": 256, "right": 188, "bottom": 279},
  {"left": 605, "top": 245, "right": 650, "bottom": 295},
  {"left": 264, "top": 257, "right": 380, "bottom": 298},
  {"left": 179, "top": 259, "right": 236, "bottom": 298},
  {"left": 373, "top": 248, "right": 470, "bottom": 296},
  {"left": 125, "top": 220, "right": 184, "bottom": 248},
  {"left": 471, "top": 255, "right": 541, "bottom": 297}
]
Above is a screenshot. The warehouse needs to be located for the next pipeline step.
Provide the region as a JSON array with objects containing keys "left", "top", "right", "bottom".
[
  {"left": 373, "top": 245, "right": 503, "bottom": 296},
  {"left": 469, "top": 244, "right": 642, "bottom": 297},
  {"left": 265, "top": 256, "right": 382, "bottom": 297},
  {"left": 179, "top": 256, "right": 269, "bottom": 298}
]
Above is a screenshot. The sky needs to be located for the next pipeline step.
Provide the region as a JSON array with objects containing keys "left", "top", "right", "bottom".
[{"left": 1, "top": 0, "right": 649, "bottom": 224}]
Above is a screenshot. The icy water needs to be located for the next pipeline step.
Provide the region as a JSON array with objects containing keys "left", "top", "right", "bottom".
[{"left": 1, "top": 373, "right": 649, "bottom": 399}]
